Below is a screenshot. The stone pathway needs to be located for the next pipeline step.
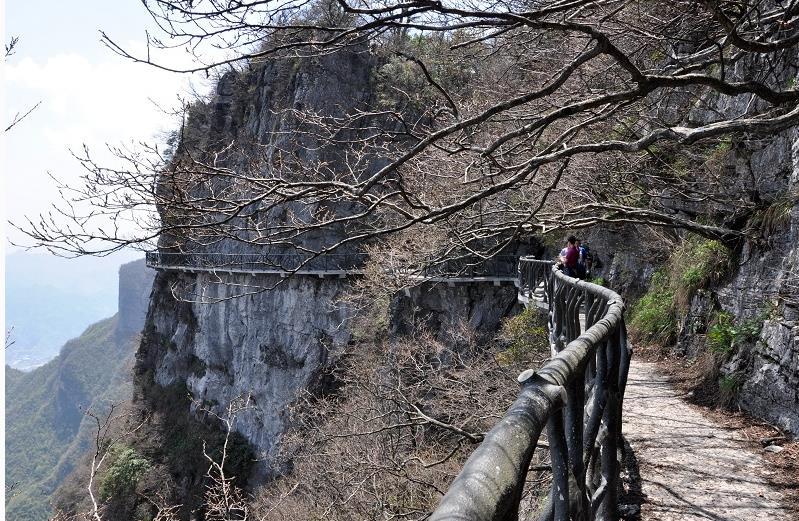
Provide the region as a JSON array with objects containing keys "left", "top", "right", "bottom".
[{"left": 623, "top": 361, "right": 793, "bottom": 520}]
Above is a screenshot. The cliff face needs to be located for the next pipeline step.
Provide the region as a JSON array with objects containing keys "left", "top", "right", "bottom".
[
  {"left": 138, "top": 48, "right": 376, "bottom": 479},
  {"left": 117, "top": 259, "right": 155, "bottom": 339},
  {"left": 593, "top": 86, "right": 799, "bottom": 435},
  {"left": 138, "top": 273, "right": 522, "bottom": 479},
  {"left": 136, "top": 44, "right": 526, "bottom": 483},
  {"left": 713, "top": 132, "right": 799, "bottom": 434},
  {"left": 137, "top": 271, "right": 354, "bottom": 475},
  {"left": 391, "top": 283, "right": 522, "bottom": 339},
  {"left": 672, "top": 72, "right": 799, "bottom": 434},
  {"left": 160, "top": 45, "right": 377, "bottom": 256}
]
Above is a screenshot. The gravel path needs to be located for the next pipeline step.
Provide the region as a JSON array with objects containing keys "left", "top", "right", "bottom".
[{"left": 623, "top": 361, "right": 793, "bottom": 520}]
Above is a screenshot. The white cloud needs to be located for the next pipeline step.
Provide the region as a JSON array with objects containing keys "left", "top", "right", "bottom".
[
  {"left": 4, "top": 46, "right": 197, "bottom": 244},
  {"left": 6, "top": 51, "right": 189, "bottom": 145}
]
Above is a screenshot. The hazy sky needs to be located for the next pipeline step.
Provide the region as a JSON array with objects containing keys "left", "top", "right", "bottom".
[
  {"left": 4, "top": 0, "right": 209, "bottom": 248},
  {"left": 3, "top": 1, "right": 224, "bottom": 365}
]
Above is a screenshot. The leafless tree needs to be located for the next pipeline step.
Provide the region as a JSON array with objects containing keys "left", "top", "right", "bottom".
[
  {"left": 6, "top": 326, "right": 16, "bottom": 349},
  {"left": 11, "top": 1, "right": 799, "bottom": 264},
  {"left": 83, "top": 405, "right": 149, "bottom": 521},
  {"left": 5, "top": 101, "right": 42, "bottom": 133},
  {"left": 50, "top": 396, "right": 254, "bottom": 521},
  {"left": 5, "top": 35, "right": 19, "bottom": 57},
  {"left": 4, "top": 35, "right": 41, "bottom": 132},
  {"left": 250, "top": 318, "right": 552, "bottom": 520},
  {"left": 198, "top": 395, "right": 253, "bottom": 521}
]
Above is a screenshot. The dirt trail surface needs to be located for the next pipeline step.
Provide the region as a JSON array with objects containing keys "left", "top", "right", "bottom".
[{"left": 623, "top": 361, "right": 793, "bottom": 520}]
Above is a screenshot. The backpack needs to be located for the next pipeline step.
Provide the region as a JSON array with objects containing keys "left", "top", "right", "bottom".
[{"left": 581, "top": 245, "right": 592, "bottom": 265}]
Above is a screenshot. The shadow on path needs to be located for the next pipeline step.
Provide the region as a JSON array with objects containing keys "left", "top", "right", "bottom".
[{"left": 624, "top": 361, "right": 793, "bottom": 521}]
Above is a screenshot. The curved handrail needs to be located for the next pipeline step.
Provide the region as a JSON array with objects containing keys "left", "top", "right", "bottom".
[
  {"left": 517, "top": 256, "right": 556, "bottom": 309},
  {"left": 145, "top": 249, "right": 631, "bottom": 519},
  {"left": 429, "top": 259, "right": 630, "bottom": 521}
]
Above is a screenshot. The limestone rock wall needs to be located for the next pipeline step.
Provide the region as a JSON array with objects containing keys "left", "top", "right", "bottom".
[
  {"left": 135, "top": 44, "right": 528, "bottom": 481},
  {"left": 597, "top": 119, "right": 799, "bottom": 436},
  {"left": 138, "top": 46, "right": 380, "bottom": 479},
  {"left": 137, "top": 271, "right": 353, "bottom": 478},
  {"left": 391, "top": 281, "right": 522, "bottom": 340},
  {"left": 716, "top": 131, "right": 799, "bottom": 434},
  {"left": 136, "top": 269, "right": 522, "bottom": 479},
  {"left": 117, "top": 259, "right": 156, "bottom": 339}
]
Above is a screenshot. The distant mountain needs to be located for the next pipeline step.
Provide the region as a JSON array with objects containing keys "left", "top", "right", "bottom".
[
  {"left": 5, "top": 250, "right": 141, "bottom": 370},
  {"left": 5, "top": 259, "right": 154, "bottom": 520}
]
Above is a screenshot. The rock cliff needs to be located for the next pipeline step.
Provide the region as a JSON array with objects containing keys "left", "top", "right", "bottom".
[
  {"left": 138, "top": 271, "right": 522, "bottom": 480},
  {"left": 117, "top": 259, "right": 155, "bottom": 339},
  {"left": 137, "top": 270, "right": 354, "bottom": 476},
  {"left": 138, "top": 47, "right": 375, "bottom": 480},
  {"left": 135, "top": 45, "right": 523, "bottom": 485},
  {"left": 713, "top": 132, "right": 799, "bottom": 434},
  {"left": 593, "top": 89, "right": 799, "bottom": 435}
]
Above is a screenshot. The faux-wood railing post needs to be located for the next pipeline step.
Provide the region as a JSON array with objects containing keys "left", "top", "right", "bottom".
[
  {"left": 598, "top": 325, "right": 621, "bottom": 520},
  {"left": 566, "top": 366, "right": 589, "bottom": 520},
  {"left": 548, "top": 407, "right": 570, "bottom": 521}
]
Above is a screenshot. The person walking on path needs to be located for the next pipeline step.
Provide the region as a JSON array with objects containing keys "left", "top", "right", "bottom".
[
  {"left": 575, "top": 239, "right": 589, "bottom": 279},
  {"left": 559, "top": 236, "right": 579, "bottom": 277}
]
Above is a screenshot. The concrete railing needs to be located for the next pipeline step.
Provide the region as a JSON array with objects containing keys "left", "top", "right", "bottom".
[
  {"left": 429, "top": 257, "right": 630, "bottom": 521},
  {"left": 146, "top": 250, "right": 631, "bottom": 519}
]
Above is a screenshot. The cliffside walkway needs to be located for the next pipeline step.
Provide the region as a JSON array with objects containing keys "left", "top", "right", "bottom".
[
  {"left": 514, "top": 261, "right": 793, "bottom": 520},
  {"left": 144, "top": 251, "right": 520, "bottom": 284},
  {"left": 145, "top": 251, "right": 626, "bottom": 520},
  {"left": 144, "top": 251, "right": 792, "bottom": 520},
  {"left": 624, "top": 361, "right": 794, "bottom": 520},
  {"left": 430, "top": 257, "right": 630, "bottom": 521}
]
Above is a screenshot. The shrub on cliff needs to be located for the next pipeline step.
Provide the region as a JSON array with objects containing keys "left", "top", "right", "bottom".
[
  {"left": 630, "top": 236, "right": 732, "bottom": 347},
  {"left": 98, "top": 445, "right": 150, "bottom": 501},
  {"left": 670, "top": 237, "right": 731, "bottom": 307},
  {"left": 707, "top": 311, "right": 763, "bottom": 355},
  {"left": 498, "top": 307, "right": 550, "bottom": 366},
  {"left": 630, "top": 270, "right": 677, "bottom": 346}
]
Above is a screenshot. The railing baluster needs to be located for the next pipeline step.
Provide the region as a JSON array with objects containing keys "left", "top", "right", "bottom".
[
  {"left": 566, "top": 370, "right": 589, "bottom": 521},
  {"left": 598, "top": 326, "right": 621, "bottom": 521},
  {"left": 583, "top": 339, "right": 607, "bottom": 479},
  {"left": 143, "top": 253, "right": 629, "bottom": 521},
  {"left": 548, "top": 407, "right": 570, "bottom": 521}
]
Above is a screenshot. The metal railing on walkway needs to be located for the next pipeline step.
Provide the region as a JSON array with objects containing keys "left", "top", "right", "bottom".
[
  {"left": 144, "top": 251, "right": 520, "bottom": 279},
  {"left": 414, "top": 255, "right": 519, "bottom": 278},
  {"left": 145, "top": 251, "right": 368, "bottom": 273},
  {"left": 429, "top": 257, "right": 630, "bottom": 521}
]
